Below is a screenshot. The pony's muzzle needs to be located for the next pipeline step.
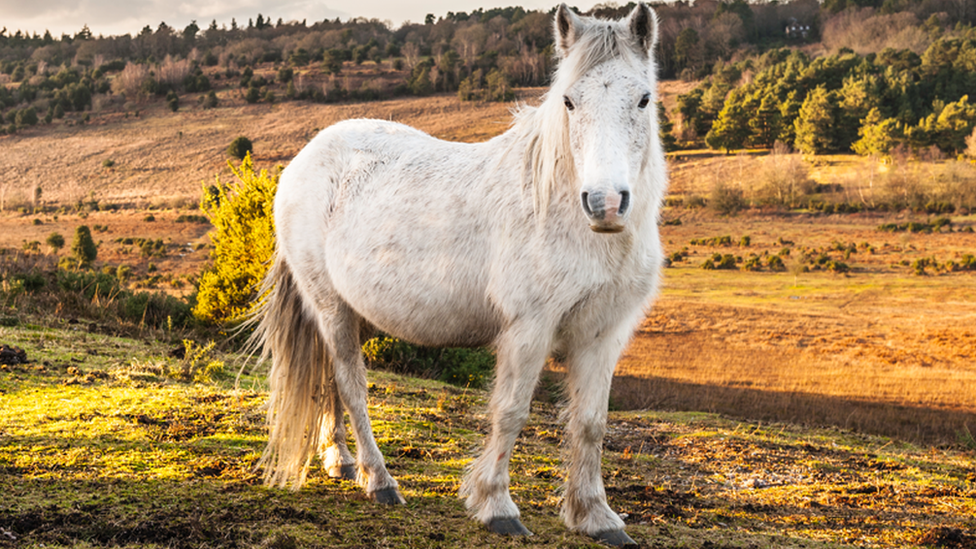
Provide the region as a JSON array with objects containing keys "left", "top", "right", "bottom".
[{"left": 582, "top": 190, "right": 629, "bottom": 233}]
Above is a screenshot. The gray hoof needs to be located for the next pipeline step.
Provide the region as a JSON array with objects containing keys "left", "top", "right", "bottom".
[
  {"left": 328, "top": 464, "right": 357, "bottom": 480},
  {"left": 487, "top": 517, "right": 533, "bottom": 536},
  {"left": 593, "top": 529, "right": 637, "bottom": 547},
  {"left": 370, "top": 487, "right": 406, "bottom": 505}
]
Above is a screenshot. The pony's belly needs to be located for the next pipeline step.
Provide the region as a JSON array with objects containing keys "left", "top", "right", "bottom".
[
  {"left": 325, "top": 249, "right": 499, "bottom": 348},
  {"left": 359, "top": 303, "right": 499, "bottom": 348}
]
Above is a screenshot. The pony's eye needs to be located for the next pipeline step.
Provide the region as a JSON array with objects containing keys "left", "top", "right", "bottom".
[
  {"left": 638, "top": 93, "right": 651, "bottom": 109},
  {"left": 563, "top": 96, "right": 575, "bottom": 111}
]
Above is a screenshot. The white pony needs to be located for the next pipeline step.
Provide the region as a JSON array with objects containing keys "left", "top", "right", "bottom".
[{"left": 252, "top": 4, "right": 666, "bottom": 546}]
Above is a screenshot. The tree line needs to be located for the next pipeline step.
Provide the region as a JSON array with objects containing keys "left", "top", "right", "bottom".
[
  {"left": 690, "top": 26, "right": 976, "bottom": 156},
  {"left": 2, "top": 1, "right": 976, "bottom": 137}
]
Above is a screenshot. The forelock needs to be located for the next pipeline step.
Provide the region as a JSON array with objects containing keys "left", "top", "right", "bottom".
[{"left": 552, "top": 13, "right": 647, "bottom": 94}]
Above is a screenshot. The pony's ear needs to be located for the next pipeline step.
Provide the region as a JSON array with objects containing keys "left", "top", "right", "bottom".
[
  {"left": 554, "top": 4, "right": 583, "bottom": 57},
  {"left": 628, "top": 2, "right": 658, "bottom": 55}
]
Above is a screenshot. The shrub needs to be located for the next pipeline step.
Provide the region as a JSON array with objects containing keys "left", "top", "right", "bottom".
[
  {"left": 710, "top": 181, "right": 746, "bottom": 215},
  {"left": 116, "top": 264, "right": 132, "bottom": 282},
  {"left": 13, "top": 271, "right": 46, "bottom": 293},
  {"left": 70, "top": 225, "right": 98, "bottom": 268},
  {"left": 46, "top": 232, "right": 65, "bottom": 253},
  {"left": 227, "top": 136, "right": 253, "bottom": 160},
  {"left": 754, "top": 147, "right": 815, "bottom": 208},
  {"left": 175, "top": 214, "right": 208, "bottom": 223},
  {"left": 200, "top": 90, "right": 218, "bottom": 109},
  {"left": 102, "top": 159, "right": 115, "bottom": 168},
  {"left": 56, "top": 270, "right": 118, "bottom": 300},
  {"left": 169, "top": 339, "right": 224, "bottom": 383},
  {"left": 166, "top": 90, "right": 179, "bottom": 112},
  {"left": 15, "top": 106, "right": 38, "bottom": 126},
  {"left": 120, "top": 291, "right": 192, "bottom": 328},
  {"left": 767, "top": 255, "right": 786, "bottom": 271},
  {"left": 193, "top": 153, "right": 277, "bottom": 324},
  {"left": 703, "top": 253, "right": 737, "bottom": 269},
  {"left": 362, "top": 335, "right": 495, "bottom": 389},
  {"left": 244, "top": 86, "right": 261, "bottom": 104}
]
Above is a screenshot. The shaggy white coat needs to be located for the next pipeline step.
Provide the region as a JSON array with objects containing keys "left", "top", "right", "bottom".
[{"left": 253, "top": 2, "right": 667, "bottom": 539}]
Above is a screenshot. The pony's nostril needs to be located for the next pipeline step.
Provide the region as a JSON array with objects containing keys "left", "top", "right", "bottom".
[
  {"left": 581, "top": 192, "right": 593, "bottom": 216},
  {"left": 618, "top": 190, "right": 630, "bottom": 215}
]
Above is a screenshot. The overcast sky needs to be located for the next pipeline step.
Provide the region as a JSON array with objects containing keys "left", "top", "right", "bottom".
[{"left": 0, "top": 0, "right": 603, "bottom": 37}]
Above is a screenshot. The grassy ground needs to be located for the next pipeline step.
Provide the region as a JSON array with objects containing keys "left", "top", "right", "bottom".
[{"left": 1, "top": 323, "right": 974, "bottom": 548}]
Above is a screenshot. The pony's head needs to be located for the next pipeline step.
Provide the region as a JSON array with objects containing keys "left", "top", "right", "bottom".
[{"left": 547, "top": 3, "right": 659, "bottom": 234}]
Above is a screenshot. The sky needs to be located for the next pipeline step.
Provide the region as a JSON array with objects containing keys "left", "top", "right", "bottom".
[{"left": 0, "top": 0, "right": 604, "bottom": 38}]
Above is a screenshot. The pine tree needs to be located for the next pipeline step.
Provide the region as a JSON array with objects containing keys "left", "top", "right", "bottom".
[
  {"left": 706, "top": 90, "right": 750, "bottom": 154},
  {"left": 657, "top": 102, "right": 678, "bottom": 152},
  {"left": 794, "top": 86, "right": 836, "bottom": 155},
  {"left": 852, "top": 108, "right": 902, "bottom": 156},
  {"left": 70, "top": 225, "right": 97, "bottom": 268}
]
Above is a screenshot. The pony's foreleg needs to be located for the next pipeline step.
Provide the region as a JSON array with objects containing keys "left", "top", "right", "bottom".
[
  {"left": 560, "top": 321, "right": 638, "bottom": 547},
  {"left": 461, "top": 324, "right": 550, "bottom": 535},
  {"left": 318, "top": 387, "right": 355, "bottom": 480},
  {"left": 317, "top": 307, "right": 404, "bottom": 505}
]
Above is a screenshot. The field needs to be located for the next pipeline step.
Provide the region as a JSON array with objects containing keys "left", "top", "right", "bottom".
[
  {"left": 0, "top": 326, "right": 973, "bottom": 548},
  {"left": 1, "top": 85, "right": 975, "bottom": 548}
]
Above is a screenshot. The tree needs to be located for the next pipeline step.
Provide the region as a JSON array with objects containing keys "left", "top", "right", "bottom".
[
  {"left": 794, "top": 86, "right": 836, "bottom": 155},
  {"left": 966, "top": 126, "right": 976, "bottom": 158},
  {"left": 706, "top": 90, "right": 751, "bottom": 153},
  {"left": 408, "top": 61, "right": 434, "bottom": 96},
  {"left": 166, "top": 90, "right": 179, "bottom": 112},
  {"left": 244, "top": 86, "right": 261, "bottom": 104},
  {"left": 14, "top": 106, "right": 38, "bottom": 126},
  {"left": 930, "top": 95, "right": 976, "bottom": 154},
  {"left": 322, "top": 49, "right": 343, "bottom": 75},
  {"left": 749, "top": 94, "right": 782, "bottom": 149},
  {"left": 657, "top": 102, "right": 678, "bottom": 152},
  {"left": 227, "top": 136, "right": 253, "bottom": 160},
  {"left": 70, "top": 225, "right": 97, "bottom": 268},
  {"left": 852, "top": 108, "right": 903, "bottom": 156},
  {"left": 200, "top": 90, "right": 218, "bottom": 109},
  {"left": 674, "top": 27, "right": 702, "bottom": 76},
  {"left": 182, "top": 20, "right": 199, "bottom": 42}
]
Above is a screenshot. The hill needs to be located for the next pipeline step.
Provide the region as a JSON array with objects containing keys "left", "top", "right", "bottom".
[{"left": 0, "top": 92, "right": 521, "bottom": 207}]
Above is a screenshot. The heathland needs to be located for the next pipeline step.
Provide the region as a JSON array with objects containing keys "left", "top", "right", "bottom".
[{"left": 2, "top": 2, "right": 976, "bottom": 548}]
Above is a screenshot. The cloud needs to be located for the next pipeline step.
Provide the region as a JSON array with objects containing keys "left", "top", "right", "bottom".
[
  {"left": 0, "top": 0, "right": 346, "bottom": 36},
  {"left": 0, "top": 0, "right": 596, "bottom": 37}
]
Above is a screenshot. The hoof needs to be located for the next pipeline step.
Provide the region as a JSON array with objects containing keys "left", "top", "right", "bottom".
[
  {"left": 487, "top": 517, "right": 533, "bottom": 536},
  {"left": 328, "top": 464, "right": 357, "bottom": 481},
  {"left": 370, "top": 487, "right": 406, "bottom": 505},
  {"left": 593, "top": 529, "right": 637, "bottom": 547}
]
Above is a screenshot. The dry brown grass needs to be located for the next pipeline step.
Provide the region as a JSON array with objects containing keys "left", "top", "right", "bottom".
[
  {"left": 600, "top": 208, "right": 976, "bottom": 445},
  {"left": 0, "top": 93, "right": 526, "bottom": 207},
  {"left": 4, "top": 86, "right": 976, "bottom": 449}
]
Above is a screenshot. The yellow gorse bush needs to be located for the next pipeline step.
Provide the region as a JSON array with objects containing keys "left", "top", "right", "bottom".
[{"left": 194, "top": 153, "right": 277, "bottom": 325}]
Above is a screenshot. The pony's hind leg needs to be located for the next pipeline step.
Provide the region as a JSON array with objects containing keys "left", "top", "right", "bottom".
[
  {"left": 315, "top": 303, "right": 404, "bottom": 504},
  {"left": 461, "top": 321, "right": 551, "bottom": 536},
  {"left": 560, "top": 321, "right": 639, "bottom": 546},
  {"left": 319, "top": 388, "right": 355, "bottom": 480}
]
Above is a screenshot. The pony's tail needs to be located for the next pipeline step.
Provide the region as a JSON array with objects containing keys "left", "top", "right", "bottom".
[{"left": 250, "top": 254, "right": 331, "bottom": 489}]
